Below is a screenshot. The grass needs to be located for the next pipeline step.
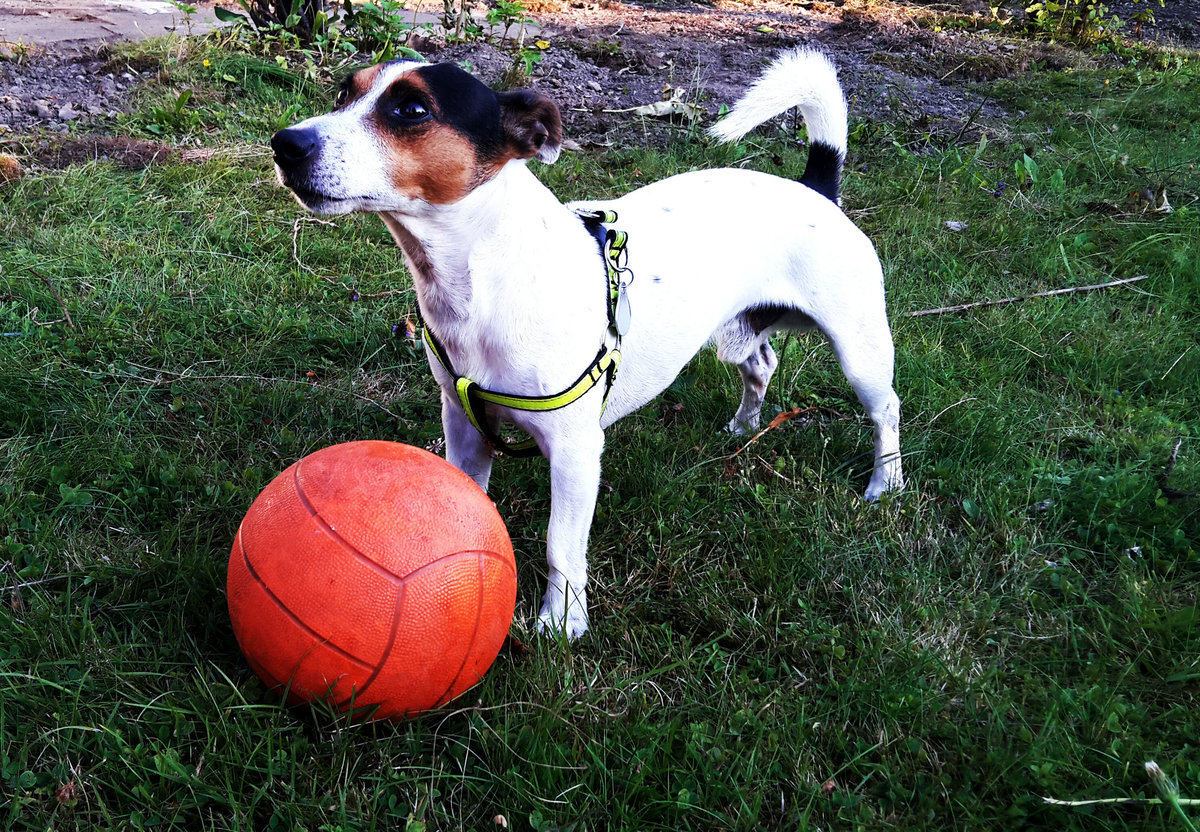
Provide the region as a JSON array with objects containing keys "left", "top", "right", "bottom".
[{"left": 1, "top": 32, "right": 1198, "bottom": 832}]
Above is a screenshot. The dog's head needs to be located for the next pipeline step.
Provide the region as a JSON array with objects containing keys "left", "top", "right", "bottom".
[{"left": 271, "top": 60, "right": 562, "bottom": 215}]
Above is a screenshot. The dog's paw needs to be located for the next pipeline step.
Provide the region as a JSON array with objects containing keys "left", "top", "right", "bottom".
[
  {"left": 864, "top": 468, "right": 905, "bottom": 502},
  {"left": 536, "top": 584, "right": 589, "bottom": 640},
  {"left": 536, "top": 608, "right": 590, "bottom": 640},
  {"left": 724, "top": 416, "right": 756, "bottom": 436}
]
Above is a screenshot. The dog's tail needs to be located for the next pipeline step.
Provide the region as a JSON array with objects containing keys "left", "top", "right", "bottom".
[{"left": 708, "top": 48, "right": 847, "bottom": 204}]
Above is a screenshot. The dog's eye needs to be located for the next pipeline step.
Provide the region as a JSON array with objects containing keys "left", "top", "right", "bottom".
[
  {"left": 334, "top": 87, "right": 349, "bottom": 108},
  {"left": 394, "top": 100, "right": 429, "bottom": 121}
]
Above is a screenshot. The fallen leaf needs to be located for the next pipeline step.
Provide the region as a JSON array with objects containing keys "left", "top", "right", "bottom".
[
  {"left": 56, "top": 780, "right": 79, "bottom": 804},
  {"left": 629, "top": 99, "right": 703, "bottom": 120},
  {"left": 501, "top": 635, "right": 530, "bottom": 656},
  {"left": 765, "top": 406, "right": 814, "bottom": 430},
  {"left": 607, "top": 86, "right": 703, "bottom": 122}
]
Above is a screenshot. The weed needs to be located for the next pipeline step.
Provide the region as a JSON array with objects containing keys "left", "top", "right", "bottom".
[
  {"left": 163, "top": 0, "right": 200, "bottom": 36},
  {"left": 143, "top": 89, "right": 203, "bottom": 136},
  {"left": 488, "top": 0, "right": 533, "bottom": 45},
  {"left": 442, "top": 0, "right": 484, "bottom": 42},
  {"left": 993, "top": 0, "right": 1167, "bottom": 46},
  {"left": 576, "top": 36, "right": 626, "bottom": 68},
  {"left": 0, "top": 38, "right": 36, "bottom": 64}
]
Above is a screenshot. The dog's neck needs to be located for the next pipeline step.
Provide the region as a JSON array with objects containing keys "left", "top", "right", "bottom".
[{"left": 377, "top": 161, "right": 586, "bottom": 352}]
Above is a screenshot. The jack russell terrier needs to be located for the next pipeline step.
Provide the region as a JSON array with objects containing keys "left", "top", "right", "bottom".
[{"left": 271, "top": 47, "right": 904, "bottom": 639}]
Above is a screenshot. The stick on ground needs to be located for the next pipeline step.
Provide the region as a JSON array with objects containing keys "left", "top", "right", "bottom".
[
  {"left": 32, "top": 269, "right": 75, "bottom": 331},
  {"left": 907, "top": 275, "right": 1150, "bottom": 318}
]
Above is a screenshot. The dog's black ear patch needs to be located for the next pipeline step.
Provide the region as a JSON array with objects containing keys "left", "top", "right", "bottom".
[
  {"left": 409, "top": 63, "right": 504, "bottom": 148},
  {"left": 497, "top": 90, "right": 562, "bottom": 163}
]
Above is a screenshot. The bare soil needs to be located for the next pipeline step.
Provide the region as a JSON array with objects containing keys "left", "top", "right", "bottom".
[{"left": 0, "top": 0, "right": 1195, "bottom": 151}]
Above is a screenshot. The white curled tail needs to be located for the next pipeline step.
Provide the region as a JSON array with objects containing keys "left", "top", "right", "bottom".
[{"left": 709, "top": 47, "right": 847, "bottom": 202}]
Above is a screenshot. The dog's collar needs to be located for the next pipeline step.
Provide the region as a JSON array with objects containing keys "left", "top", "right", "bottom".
[{"left": 422, "top": 209, "right": 630, "bottom": 458}]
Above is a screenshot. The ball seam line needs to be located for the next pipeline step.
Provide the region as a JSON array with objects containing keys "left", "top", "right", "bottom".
[
  {"left": 237, "top": 527, "right": 374, "bottom": 672},
  {"left": 331, "top": 581, "right": 406, "bottom": 712}
]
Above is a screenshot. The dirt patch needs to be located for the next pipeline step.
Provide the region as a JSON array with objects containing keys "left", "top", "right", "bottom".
[
  {"left": 424, "top": 0, "right": 1026, "bottom": 146},
  {"left": 12, "top": 134, "right": 176, "bottom": 168},
  {"left": 0, "top": 49, "right": 158, "bottom": 134},
  {"left": 0, "top": 0, "right": 1195, "bottom": 150}
]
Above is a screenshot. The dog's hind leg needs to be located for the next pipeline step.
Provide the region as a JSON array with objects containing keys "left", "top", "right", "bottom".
[
  {"left": 717, "top": 306, "right": 817, "bottom": 435},
  {"left": 728, "top": 341, "right": 779, "bottom": 435},
  {"left": 817, "top": 311, "right": 904, "bottom": 500},
  {"left": 715, "top": 308, "right": 786, "bottom": 435}
]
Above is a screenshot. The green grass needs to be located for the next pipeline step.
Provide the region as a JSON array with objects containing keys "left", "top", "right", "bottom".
[{"left": 2, "top": 35, "right": 1198, "bottom": 831}]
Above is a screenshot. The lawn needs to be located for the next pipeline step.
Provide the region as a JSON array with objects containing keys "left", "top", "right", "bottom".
[{"left": 1, "top": 30, "right": 1198, "bottom": 832}]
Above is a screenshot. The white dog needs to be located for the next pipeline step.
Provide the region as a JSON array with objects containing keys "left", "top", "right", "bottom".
[{"left": 271, "top": 48, "right": 904, "bottom": 638}]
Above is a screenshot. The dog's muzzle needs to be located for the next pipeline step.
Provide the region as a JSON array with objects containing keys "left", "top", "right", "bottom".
[{"left": 271, "top": 127, "right": 320, "bottom": 173}]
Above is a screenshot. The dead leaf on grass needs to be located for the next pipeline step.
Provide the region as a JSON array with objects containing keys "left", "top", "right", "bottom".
[
  {"left": 607, "top": 85, "right": 703, "bottom": 122},
  {"left": 0, "top": 153, "right": 22, "bottom": 183},
  {"left": 500, "top": 635, "right": 530, "bottom": 657},
  {"left": 56, "top": 780, "right": 79, "bottom": 805}
]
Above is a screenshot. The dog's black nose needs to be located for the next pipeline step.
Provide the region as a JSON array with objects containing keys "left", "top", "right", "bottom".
[{"left": 271, "top": 127, "right": 319, "bottom": 167}]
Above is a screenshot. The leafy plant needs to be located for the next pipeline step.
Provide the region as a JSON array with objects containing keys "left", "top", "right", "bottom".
[
  {"left": 487, "top": 0, "right": 532, "bottom": 45},
  {"left": 232, "top": 0, "right": 332, "bottom": 43},
  {"left": 994, "top": 0, "right": 1164, "bottom": 45},
  {"left": 144, "top": 89, "right": 203, "bottom": 135},
  {"left": 214, "top": 0, "right": 423, "bottom": 73},
  {"left": 341, "top": 0, "right": 416, "bottom": 54}
]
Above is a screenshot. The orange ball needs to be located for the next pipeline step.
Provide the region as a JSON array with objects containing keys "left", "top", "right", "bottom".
[{"left": 227, "top": 440, "right": 516, "bottom": 720}]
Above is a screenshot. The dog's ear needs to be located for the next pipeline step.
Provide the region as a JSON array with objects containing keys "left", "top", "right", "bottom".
[{"left": 497, "top": 89, "right": 562, "bottom": 164}]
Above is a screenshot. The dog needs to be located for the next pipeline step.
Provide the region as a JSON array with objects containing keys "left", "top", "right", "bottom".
[{"left": 270, "top": 48, "right": 904, "bottom": 639}]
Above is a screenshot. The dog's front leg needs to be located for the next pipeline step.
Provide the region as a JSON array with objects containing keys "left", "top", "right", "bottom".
[
  {"left": 537, "top": 426, "right": 604, "bottom": 639},
  {"left": 441, "top": 391, "right": 494, "bottom": 493}
]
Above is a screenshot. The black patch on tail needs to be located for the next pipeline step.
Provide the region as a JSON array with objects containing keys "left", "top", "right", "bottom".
[{"left": 799, "top": 140, "right": 843, "bottom": 204}]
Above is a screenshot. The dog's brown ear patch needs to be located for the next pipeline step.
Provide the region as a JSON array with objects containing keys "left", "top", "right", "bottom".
[{"left": 498, "top": 90, "right": 562, "bottom": 163}]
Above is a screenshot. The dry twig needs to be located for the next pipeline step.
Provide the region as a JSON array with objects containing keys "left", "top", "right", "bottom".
[
  {"left": 907, "top": 275, "right": 1150, "bottom": 318},
  {"left": 1158, "top": 438, "right": 1196, "bottom": 500},
  {"left": 32, "top": 269, "right": 75, "bottom": 330},
  {"left": 291, "top": 217, "right": 409, "bottom": 299}
]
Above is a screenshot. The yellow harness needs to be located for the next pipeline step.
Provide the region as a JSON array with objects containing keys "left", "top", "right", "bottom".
[{"left": 422, "top": 210, "right": 631, "bottom": 458}]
